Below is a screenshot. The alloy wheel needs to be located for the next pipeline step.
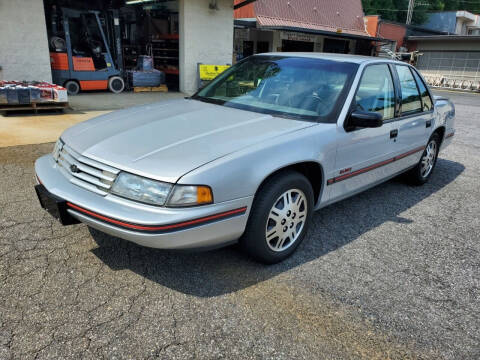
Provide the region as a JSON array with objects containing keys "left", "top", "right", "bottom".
[
  {"left": 265, "top": 189, "right": 307, "bottom": 252},
  {"left": 421, "top": 140, "right": 437, "bottom": 178}
]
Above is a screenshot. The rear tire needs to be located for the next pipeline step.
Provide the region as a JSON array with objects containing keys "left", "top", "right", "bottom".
[
  {"left": 405, "top": 133, "right": 440, "bottom": 185},
  {"left": 108, "top": 76, "right": 125, "bottom": 94},
  {"left": 240, "top": 171, "right": 314, "bottom": 264},
  {"left": 65, "top": 80, "right": 80, "bottom": 96}
]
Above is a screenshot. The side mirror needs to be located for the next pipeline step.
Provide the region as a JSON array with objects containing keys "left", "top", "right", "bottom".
[{"left": 349, "top": 110, "right": 383, "bottom": 128}]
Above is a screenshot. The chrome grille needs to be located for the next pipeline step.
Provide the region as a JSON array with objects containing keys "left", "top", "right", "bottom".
[{"left": 55, "top": 143, "right": 120, "bottom": 196}]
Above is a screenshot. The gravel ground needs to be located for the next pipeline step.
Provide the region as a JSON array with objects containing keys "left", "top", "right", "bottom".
[{"left": 0, "top": 90, "right": 478, "bottom": 359}]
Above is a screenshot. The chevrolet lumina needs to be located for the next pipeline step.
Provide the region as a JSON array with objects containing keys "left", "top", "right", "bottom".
[{"left": 35, "top": 53, "right": 455, "bottom": 264}]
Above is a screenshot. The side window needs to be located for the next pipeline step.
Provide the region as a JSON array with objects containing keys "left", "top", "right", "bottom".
[
  {"left": 396, "top": 65, "right": 422, "bottom": 115},
  {"left": 411, "top": 69, "right": 433, "bottom": 111},
  {"left": 355, "top": 64, "right": 395, "bottom": 121}
]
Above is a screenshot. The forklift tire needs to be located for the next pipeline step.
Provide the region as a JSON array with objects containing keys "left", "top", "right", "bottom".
[
  {"left": 65, "top": 81, "right": 80, "bottom": 96},
  {"left": 108, "top": 76, "right": 125, "bottom": 94}
]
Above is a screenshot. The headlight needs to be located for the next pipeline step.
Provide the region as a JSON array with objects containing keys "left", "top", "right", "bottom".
[
  {"left": 52, "top": 138, "right": 64, "bottom": 161},
  {"left": 167, "top": 185, "right": 213, "bottom": 207},
  {"left": 111, "top": 172, "right": 172, "bottom": 206}
]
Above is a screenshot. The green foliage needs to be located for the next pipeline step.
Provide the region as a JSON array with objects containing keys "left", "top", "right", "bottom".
[{"left": 362, "top": 0, "right": 480, "bottom": 25}]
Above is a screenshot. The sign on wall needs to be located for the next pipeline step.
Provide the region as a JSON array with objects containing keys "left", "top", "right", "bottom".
[
  {"left": 198, "top": 64, "right": 231, "bottom": 81},
  {"left": 280, "top": 31, "right": 316, "bottom": 43}
]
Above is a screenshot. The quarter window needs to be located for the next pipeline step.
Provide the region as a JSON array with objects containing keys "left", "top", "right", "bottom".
[
  {"left": 411, "top": 69, "right": 433, "bottom": 111},
  {"left": 355, "top": 64, "right": 395, "bottom": 120},
  {"left": 396, "top": 65, "right": 422, "bottom": 114}
]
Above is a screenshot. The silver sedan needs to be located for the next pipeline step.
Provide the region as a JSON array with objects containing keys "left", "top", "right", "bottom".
[{"left": 35, "top": 53, "right": 455, "bottom": 263}]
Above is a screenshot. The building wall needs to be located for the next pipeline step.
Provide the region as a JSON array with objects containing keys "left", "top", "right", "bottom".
[
  {"left": 235, "top": 28, "right": 356, "bottom": 58},
  {"left": 415, "top": 41, "right": 480, "bottom": 81},
  {"left": 0, "top": 0, "right": 52, "bottom": 82},
  {"left": 179, "top": 0, "right": 234, "bottom": 94},
  {"left": 415, "top": 40, "right": 480, "bottom": 52},
  {"left": 377, "top": 22, "right": 407, "bottom": 50},
  {"left": 364, "top": 15, "right": 379, "bottom": 37}
]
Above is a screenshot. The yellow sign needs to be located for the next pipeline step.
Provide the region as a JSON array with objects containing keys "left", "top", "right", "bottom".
[{"left": 199, "top": 64, "right": 230, "bottom": 81}]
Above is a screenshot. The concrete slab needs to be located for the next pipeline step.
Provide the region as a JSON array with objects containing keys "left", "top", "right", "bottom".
[{"left": 0, "top": 111, "right": 109, "bottom": 148}]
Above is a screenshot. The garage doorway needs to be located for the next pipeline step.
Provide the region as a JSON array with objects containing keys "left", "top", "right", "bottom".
[
  {"left": 43, "top": 0, "right": 180, "bottom": 91},
  {"left": 323, "top": 38, "right": 350, "bottom": 54},
  {"left": 256, "top": 41, "right": 269, "bottom": 54},
  {"left": 243, "top": 41, "right": 254, "bottom": 57}
]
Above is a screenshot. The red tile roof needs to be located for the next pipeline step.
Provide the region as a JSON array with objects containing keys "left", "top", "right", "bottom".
[
  {"left": 234, "top": 0, "right": 256, "bottom": 18},
  {"left": 237, "top": 0, "right": 369, "bottom": 37}
]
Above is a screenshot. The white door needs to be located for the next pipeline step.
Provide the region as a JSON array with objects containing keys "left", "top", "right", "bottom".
[
  {"left": 389, "top": 65, "right": 434, "bottom": 173},
  {"left": 329, "top": 63, "right": 397, "bottom": 202}
]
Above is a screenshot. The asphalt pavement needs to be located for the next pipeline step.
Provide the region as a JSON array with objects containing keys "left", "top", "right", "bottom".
[{"left": 0, "top": 90, "right": 478, "bottom": 359}]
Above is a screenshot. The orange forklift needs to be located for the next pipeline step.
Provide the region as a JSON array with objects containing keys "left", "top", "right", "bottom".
[{"left": 49, "top": 8, "right": 125, "bottom": 95}]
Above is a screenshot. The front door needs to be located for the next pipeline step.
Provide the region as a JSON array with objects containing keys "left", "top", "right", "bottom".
[
  {"left": 389, "top": 65, "right": 434, "bottom": 173},
  {"left": 329, "top": 63, "right": 397, "bottom": 202}
]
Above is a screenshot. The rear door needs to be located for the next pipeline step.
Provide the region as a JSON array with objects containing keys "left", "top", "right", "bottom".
[
  {"left": 329, "top": 63, "right": 396, "bottom": 202},
  {"left": 389, "top": 65, "right": 434, "bottom": 172}
]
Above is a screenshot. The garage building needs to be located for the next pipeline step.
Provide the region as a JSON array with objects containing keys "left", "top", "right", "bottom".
[
  {"left": 233, "top": 0, "right": 386, "bottom": 59},
  {"left": 409, "top": 35, "right": 480, "bottom": 89}
]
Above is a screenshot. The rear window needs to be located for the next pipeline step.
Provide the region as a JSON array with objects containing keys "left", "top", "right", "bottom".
[
  {"left": 396, "top": 65, "right": 422, "bottom": 115},
  {"left": 411, "top": 69, "right": 433, "bottom": 111}
]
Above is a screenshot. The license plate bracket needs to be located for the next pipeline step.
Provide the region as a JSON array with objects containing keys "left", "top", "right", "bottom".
[{"left": 35, "top": 185, "right": 79, "bottom": 225}]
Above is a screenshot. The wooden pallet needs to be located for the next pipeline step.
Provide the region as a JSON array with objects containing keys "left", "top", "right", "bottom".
[
  {"left": 133, "top": 84, "right": 168, "bottom": 93},
  {"left": 0, "top": 102, "right": 69, "bottom": 114}
]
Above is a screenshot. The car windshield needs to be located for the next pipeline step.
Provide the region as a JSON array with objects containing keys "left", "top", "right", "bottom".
[{"left": 192, "top": 56, "right": 359, "bottom": 122}]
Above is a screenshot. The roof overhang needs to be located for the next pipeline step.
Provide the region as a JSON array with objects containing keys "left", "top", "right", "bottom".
[
  {"left": 408, "top": 35, "right": 480, "bottom": 41},
  {"left": 258, "top": 25, "right": 391, "bottom": 42},
  {"left": 234, "top": 18, "right": 257, "bottom": 28},
  {"left": 456, "top": 11, "right": 476, "bottom": 22}
]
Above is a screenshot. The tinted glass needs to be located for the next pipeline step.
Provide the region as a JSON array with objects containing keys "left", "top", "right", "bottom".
[
  {"left": 411, "top": 69, "right": 433, "bottom": 111},
  {"left": 396, "top": 65, "right": 422, "bottom": 114},
  {"left": 194, "top": 56, "right": 359, "bottom": 122},
  {"left": 355, "top": 64, "right": 395, "bottom": 120}
]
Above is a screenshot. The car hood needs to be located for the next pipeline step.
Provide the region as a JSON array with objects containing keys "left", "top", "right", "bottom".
[{"left": 61, "top": 99, "right": 314, "bottom": 183}]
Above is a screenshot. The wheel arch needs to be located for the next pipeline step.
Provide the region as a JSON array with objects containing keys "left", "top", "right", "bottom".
[
  {"left": 63, "top": 79, "right": 80, "bottom": 86},
  {"left": 433, "top": 125, "right": 445, "bottom": 144},
  {"left": 254, "top": 161, "right": 324, "bottom": 207}
]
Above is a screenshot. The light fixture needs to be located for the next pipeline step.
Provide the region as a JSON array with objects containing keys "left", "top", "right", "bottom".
[
  {"left": 209, "top": 0, "right": 219, "bottom": 10},
  {"left": 126, "top": 0, "right": 156, "bottom": 5}
]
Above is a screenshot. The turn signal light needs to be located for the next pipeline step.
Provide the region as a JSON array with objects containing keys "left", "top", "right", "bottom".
[{"left": 197, "top": 186, "right": 213, "bottom": 204}]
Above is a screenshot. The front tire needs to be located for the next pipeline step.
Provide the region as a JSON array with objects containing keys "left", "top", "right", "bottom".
[
  {"left": 240, "top": 171, "right": 314, "bottom": 264},
  {"left": 64, "top": 80, "right": 80, "bottom": 96},
  {"left": 108, "top": 76, "right": 125, "bottom": 94},
  {"left": 405, "top": 133, "right": 440, "bottom": 185}
]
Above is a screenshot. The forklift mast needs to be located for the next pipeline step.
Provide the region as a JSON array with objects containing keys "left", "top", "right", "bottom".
[{"left": 108, "top": 9, "right": 124, "bottom": 73}]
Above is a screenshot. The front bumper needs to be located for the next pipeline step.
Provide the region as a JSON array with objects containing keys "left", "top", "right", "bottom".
[{"left": 35, "top": 155, "right": 253, "bottom": 249}]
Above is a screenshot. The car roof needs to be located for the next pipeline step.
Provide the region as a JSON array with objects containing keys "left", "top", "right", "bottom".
[{"left": 255, "top": 52, "right": 404, "bottom": 65}]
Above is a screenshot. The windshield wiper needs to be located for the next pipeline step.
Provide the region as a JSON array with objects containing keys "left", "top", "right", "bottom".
[{"left": 191, "top": 96, "right": 225, "bottom": 105}]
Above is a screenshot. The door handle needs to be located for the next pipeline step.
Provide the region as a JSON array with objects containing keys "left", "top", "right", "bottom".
[
  {"left": 426, "top": 120, "right": 432, "bottom": 128},
  {"left": 390, "top": 129, "right": 398, "bottom": 139}
]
